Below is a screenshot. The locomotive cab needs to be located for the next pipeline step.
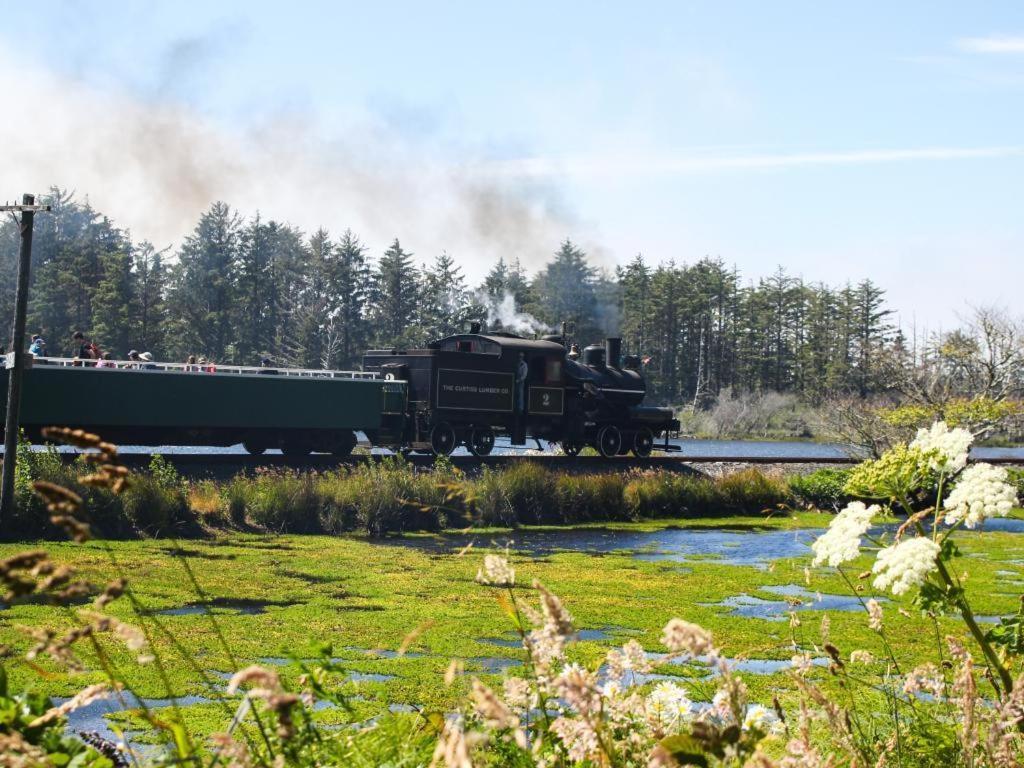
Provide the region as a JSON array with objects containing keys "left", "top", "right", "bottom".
[{"left": 363, "top": 332, "right": 569, "bottom": 456}]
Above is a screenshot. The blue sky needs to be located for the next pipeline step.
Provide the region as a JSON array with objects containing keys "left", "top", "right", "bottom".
[{"left": 3, "top": 1, "right": 1023, "bottom": 328}]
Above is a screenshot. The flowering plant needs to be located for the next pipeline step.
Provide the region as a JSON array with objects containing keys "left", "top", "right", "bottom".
[
  {"left": 798, "top": 420, "right": 1024, "bottom": 766},
  {"left": 435, "top": 557, "right": 784, "bottom": 768},
  {"left": 816, "top": 422, "right": 1021, "bottom": 693}
]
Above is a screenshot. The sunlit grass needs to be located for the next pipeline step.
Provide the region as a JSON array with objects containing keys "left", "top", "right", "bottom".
[{"left": 3, "top": 516, "right": 1021, "bottom": 739}]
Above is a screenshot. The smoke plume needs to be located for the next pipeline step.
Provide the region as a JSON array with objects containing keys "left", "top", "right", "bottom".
[{"left": 0, "top": 45, "right": 583, "bottom": 281}]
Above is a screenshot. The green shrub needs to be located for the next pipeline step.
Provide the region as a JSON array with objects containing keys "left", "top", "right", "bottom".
[
  {"left": 187, "top": 479, "right": 233, "bottom": 526},
  {"left": 8, "top": 438, "right": 129, "bottom": 539},
  {"left": 148, "top": 453, "right": 185, "bottom": 493},
  {"left": 318, "top": 459, "right": 449, "bottom": 536},
  {"left": 228, "top": 469, "right": 324, "bottom": 533},
  {"left": 716, "top": 468, "right": 792, "bottom": 512},
  {"left": 624, "top": 472, "right": 716, "bottom": 517},
  {"left": 222, "top": 476, "right": 251, "bottom": 527},
  {"left": 480, "top": 462, "right": 552, "bottom": 525},
  {"left": 471, "top": 467, "right": 518, "bottom": 527},
  {"left": 789, "top": 468, "right": 853, "bottom": 511},
  {"left": 120, "top": 474, "right": 191, "bottom": 534},
  {"left": 554, "top": 472, "right": 628, "bottom": 523}
]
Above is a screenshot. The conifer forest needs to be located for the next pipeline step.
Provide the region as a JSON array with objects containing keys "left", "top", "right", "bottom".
[{"left": 0, "top": 188, "right": 948, "bottom": 409}]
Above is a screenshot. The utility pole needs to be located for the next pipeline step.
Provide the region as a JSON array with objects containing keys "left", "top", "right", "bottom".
[{"left": 0, "top": 194, "right": 51, "bottom": 528}]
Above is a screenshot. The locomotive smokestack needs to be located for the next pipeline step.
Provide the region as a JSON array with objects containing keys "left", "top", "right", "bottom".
[
  {"left": 470, "top": 321, "right": 481, "bottom": 334},
  {"left": 605, "top": 337, "right": 621, "bottom": 369}
]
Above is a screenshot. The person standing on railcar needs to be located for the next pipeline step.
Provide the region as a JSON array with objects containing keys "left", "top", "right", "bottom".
[{"left": 516, "top": 352, "right": 528, "bottom": 413}]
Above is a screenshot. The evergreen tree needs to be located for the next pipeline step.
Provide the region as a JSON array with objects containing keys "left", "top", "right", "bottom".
[
  {"left": 851, "top": 279, "right": 893, "bottom": 396},
  {"left": 328, "top": 229, "right": 371, "bottom": 368},
  {"left": 90, "top": 249, "right": 136, "bottom": 356},
  {"left": 167, "top": 201, "right": 241, "bottom": 361},
  {"left": 506, "top": 258, "right": 533, "bottom": 310},
  {"left": 422, "top": 251, "right": 472, "bottom": 340},
  {"left": 369, "top": 239, "right": 420, "bottom": 348},
  {"left": 482, "top": 257, "right": 509, "bottom": 298},
  {"left": 234, "top": 212, "right": 275, "bottom": 364},
  {"left": 530, "top": 239, "right": 597, "bottom": 340},
  {"left": 620, "top": 254, "right": 651, "bottom": 355},
  {"left": 133, "top": 243, "right": 169, "bottom": 358}
]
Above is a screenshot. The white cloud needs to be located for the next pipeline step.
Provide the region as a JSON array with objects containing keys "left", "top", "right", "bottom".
[
  {"left": 486, "top": 146, "right": 1024, "bottom": 179},
  {"left": 956, "top": 35, "right": 1024, "bottom": 54}
]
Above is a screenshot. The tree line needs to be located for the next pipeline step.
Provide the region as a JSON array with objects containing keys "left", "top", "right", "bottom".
[{"left": 0, "top": 188, "right": 898, "bottom": 405}]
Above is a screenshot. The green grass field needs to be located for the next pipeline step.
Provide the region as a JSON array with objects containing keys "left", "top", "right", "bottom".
[{"left": 3, "top": 511, "right": 1023, "bottom": 743}]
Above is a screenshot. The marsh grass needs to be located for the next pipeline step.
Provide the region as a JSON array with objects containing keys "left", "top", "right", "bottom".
[{"left": 8, "top": 449, "right": 802, "bottom": 540}]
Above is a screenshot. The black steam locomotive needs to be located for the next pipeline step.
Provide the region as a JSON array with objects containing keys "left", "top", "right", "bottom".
[{"left": 363, "top": 327, "right": 679, "bottom": 457}]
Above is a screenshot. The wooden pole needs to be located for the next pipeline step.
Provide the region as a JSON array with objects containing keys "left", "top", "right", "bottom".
[{"left": 0, "top": 194, "right": 42, "bottom": 528}]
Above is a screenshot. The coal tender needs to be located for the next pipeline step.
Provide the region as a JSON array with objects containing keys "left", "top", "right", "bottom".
[{"left": 363, "top": 328, "right": 679, "bottom": 457}]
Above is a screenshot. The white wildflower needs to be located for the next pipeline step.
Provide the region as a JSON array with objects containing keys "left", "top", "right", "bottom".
[
  {"left": 849, "top": 649, "right": 875, "bottom": 664},
  {"left": 549, "top": 716, "right": 600, "bottom": 762},
  {"left": 430, "top": 718, "right": 475, "bottom": 768},
  {"left": 791, "top": 652, "right": 814, "bottom": 676},
  {"left": 903, "top": 663, "right": 944, "bottom": 697},
  {"left": 475, "top": 554, "right": 515, "bottom": 587},
  {"left": 810, "top": 501, "right": 879, "bottom": 567},
  {"left": 661, "top": 618, "right": 714, "bottom": 657},
  {"left": 535, "top": 581, "right": 573, "bottom": 636},
  {"left": 943, "top": 462, "right": 1018, "bottom": 529},
  {"left": 600, "top": 679, "right": 622, "bottom": 699},
  {"left": 867, "top": 599, "right": 884, "bottom": 631},
  {"left": 554, "top": 662, "right": 600, "bottom": 715},
  {"left": 502, "top": 677, "right": 533, "bottom": 713},
  {"left": 646, "top": 681, "right": 693, "bottom": 732},
  {"left": 711, "top": 689, "right": 731, "bottom": 721},
  {"left": 742, "top": 703, "right": 778, "bottom": 733},
  {"left": 444, "top": 659, "right": 464, "bottom": 686},
  {"left": 622, "top": 639, "right": 650, "bottom": 670},
  {"left": 910, "top": 421, "right": 973, "bottom": 474},
  {"left": 469, "top": 679, "right": 518, "bottom": 730},
  {"left": 872, "top": 537, "right": 940, "bottom": 596},
  {"left": 227, "top": 665, "right": 281, "bottom": 697}
]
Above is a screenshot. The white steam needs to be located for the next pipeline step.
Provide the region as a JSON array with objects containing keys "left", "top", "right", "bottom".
[
  {"left": 479, "top": 292, "right": 552, "bottom": 336},
  {"left": 0, "top": 45, "right": 583, "bottom": 280}
]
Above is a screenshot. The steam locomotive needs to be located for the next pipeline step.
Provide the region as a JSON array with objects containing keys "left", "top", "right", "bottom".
[{"left": 363, "top": 326, "right": 679, "bottom": 457}]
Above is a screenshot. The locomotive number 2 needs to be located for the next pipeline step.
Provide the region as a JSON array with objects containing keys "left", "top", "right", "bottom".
[{"left": 542, "top": 393, "right": 551, "bottom": 406}]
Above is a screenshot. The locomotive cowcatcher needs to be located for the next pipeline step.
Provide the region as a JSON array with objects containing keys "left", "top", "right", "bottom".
[{"left": 362, "top": 327, "right": 679, "bottom": 457}]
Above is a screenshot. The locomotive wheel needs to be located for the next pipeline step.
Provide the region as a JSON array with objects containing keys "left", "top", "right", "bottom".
[
  {"left": 561, "top": 441, "right": 583, "bottom": 457},
  {"left": 242, "top": 440, "right": 267, "bottom": 456},
  {"left": 429, "top": 422, "right": 457, "bottom": 457},
  {"left": 468, "top": 427, "right": 495, "bottom": 457},
  {"left": 596, "top": 425, "right": 622, "bottom": 458},
  {"left": 330, "top": 430, "right": 358, "bottom": 457},
  {"left": 632, "top": 427, "right": 655, "bottom": 458}
]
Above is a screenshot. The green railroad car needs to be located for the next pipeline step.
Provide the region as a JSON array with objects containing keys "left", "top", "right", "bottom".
[{"left": 0, "top": 359, "right": 407, "bottom": 456}]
